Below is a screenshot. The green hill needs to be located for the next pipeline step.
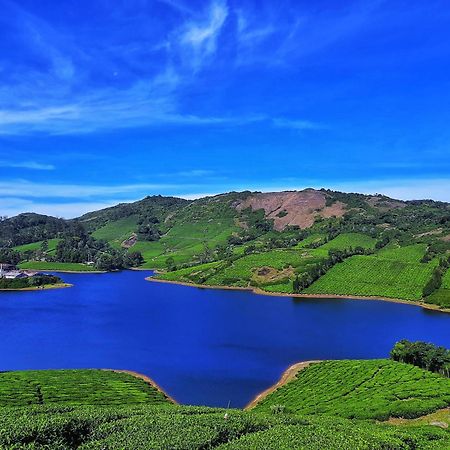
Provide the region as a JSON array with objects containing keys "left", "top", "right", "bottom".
[
  {"left": 0, "top": 370, "right": 171, "bottom": 407},
  {"left": 2, "top": 189, "right": 449, "bottom": 306},
  {"left": 252, "top": 360, "right": 450, "bottom": 421},
  {"left": 0, "top": 361, "right": 449, "bottom": 449}
]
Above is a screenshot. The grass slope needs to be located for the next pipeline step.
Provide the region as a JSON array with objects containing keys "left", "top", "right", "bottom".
[
  {"left": 137, "top": 195, "right": 243, "bottom": 268},
  {"left": 157, "top": 248, "right": 328, "bottom": 290},
  {"left": 304, "top": 244, "right": 437, "bottom": 301},
  {"left": 13, "top": 238, "right": 61, "bottom": 255},
  {"left": 426, "top": 268, "right": 450, "bottom": 308},
  {"left": 1, "top": 405, "right": 447, "bottom": 450},
  {"left": 91, "top": 215, "right": 139, "bottom": 248},
  {"left": 252, "top": 360, "right": 450, "bottom": 421},
  {"left": 155, "top": 234, "right": 401, "bottom": 295},
  {"left": 319, "top": 232, "right": 377, "bottom": 251},
  {"left": 0, "top": 370, "right": 171, "bottom": 407},
  {"left": 0, "top": 364, "right": 449, "bottom": 449}
]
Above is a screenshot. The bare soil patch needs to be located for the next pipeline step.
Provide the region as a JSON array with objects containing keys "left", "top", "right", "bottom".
[
  {"left": 235, "top": 190, "right": 347, "bottom": 231},
  {"left": 252, "top": 266, "right": 294, "bottom": 284},
  {"left": 122, "top": 233, "right": 137, "bottom": 248}
]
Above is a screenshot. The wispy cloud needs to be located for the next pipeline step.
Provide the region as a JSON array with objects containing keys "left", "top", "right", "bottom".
[
  {"left": 0, "top": 180, "right": 198, "bottom": 199},
  {"left": 0, "top": 0, "right": 383, "bottom": 135},
  {"left": 157, "top": 0, "right": 196, "bottom": 16},
  {"left": 177, "top": 169, "right": 216, "bottom": 177},
  {"left": 272, "top": 118, "right": 325, "bottom": 131},
  {"left": 0, "top": 160, "right": 55, "bottom": 170},
  {"left": 0, "top": 197, "right": 139, "bottom": 219},
  {"left": 177, "top": 0, "right": 228, "bottom": 71}
]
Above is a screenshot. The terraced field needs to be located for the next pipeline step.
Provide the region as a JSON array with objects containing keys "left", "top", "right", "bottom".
[
  {"left": 252, "top": 360, "right": 450, "bottom": 421},
  {"left": 0, "top": 370, "right": 171, "bottom": 407},
  {"left": 426, "top": 268, "right": 450, "bottom": 308},
  {"left": 295, "top": 233, "right": 325, "bottom": 248},
  {"left": 304, "top": 245, "right": 437, "bottom": 301},
  {"left": 319, "top": 233, "right": 377, "bottom": 251},
  {"left": 157, "top": 249, "right": 328, "bottom": 289},
  {"left": 1, "top": 363, "right": 449, "bottom": 449},
  {"left": 137, "top": 219, "right": 239, "bottom": 269}
]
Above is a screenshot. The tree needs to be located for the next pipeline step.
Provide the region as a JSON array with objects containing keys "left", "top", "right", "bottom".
[
  {"left": 390, "top": 339, "right": 450, "bottom": 377},
  {"left": 166, "top": 257, "right": 176, "bottom": 272},
  {"left": 41, "top": 239, "right": 49, "bottom": 253}
]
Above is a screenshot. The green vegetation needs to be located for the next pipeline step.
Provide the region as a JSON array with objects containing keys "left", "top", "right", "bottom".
[
  {"left": 391, "top": 340, "right": 450, "bottom": 376},
  {"left": 319, "top": 232, "right": 377, "bottom": 251},
  {"left": 304, "top": 245, "right": 439, "bottom": 301},
  {"left": 252, "top": 360, "right": 450, "bottom": 421},
  {"left": 2, "top": 190, "right": 450, "bottom": 306},
  {"left": 1, "top": 362, "right": 449, "bottom": 449},
  {"left": 0, "top": 274, "right": 63, "bottom": 290},
  {"left": 13, "top": 238, "right": 61, "bottom": 255},
  {"left": 0, "top": 213, "right": 83, "bottom": 247},
  {"left": 0, "top": 370, "right": 171, "bottom": 407},
  {"left": 426, "top": 268, "right": 450, "bottom": 307},
  {"left": 91, "top": 215, "right": 139, "bottom": 247},
  {"left": 1, "top": 404, "right": 448, "bottom": 450}
]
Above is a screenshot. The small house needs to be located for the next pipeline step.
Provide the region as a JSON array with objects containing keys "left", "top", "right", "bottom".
[{"left": 4, "top": 271, "right": 28, "bottom": 280}]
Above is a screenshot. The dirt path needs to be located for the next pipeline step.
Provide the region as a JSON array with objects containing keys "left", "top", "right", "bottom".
[
  {"left": 244, "top": 360, "right": 322, "bottom": 410},
  {"left": 104, "top": 369, "right": 177, "bottom": 404},
  {"left": 386, "top": 408, "right": 449, "bottom": 429}
]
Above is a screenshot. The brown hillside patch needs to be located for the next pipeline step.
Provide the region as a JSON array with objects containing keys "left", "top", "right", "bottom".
[
  {"left": 442, "top": 234, "right": 450, "bottom": 242},
  {"left": 252, "top": 266, "right": 294, "bottom": 284},
  {"left": 121, "top": 233, "right": 137, "bottom": 248},
  {"left": 236, "top": 190, "right": 347, "bottom": 231},
  {"left": 414, "top": 228, "right": 442, "bottom": 238}
]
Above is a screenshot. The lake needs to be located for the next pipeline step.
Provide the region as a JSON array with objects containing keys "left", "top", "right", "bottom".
[{"left": 0, "top": 270, "right": 449, "bottom": 408}]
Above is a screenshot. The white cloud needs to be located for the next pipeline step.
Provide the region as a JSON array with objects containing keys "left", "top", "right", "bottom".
[
  {"left": 177, "top": 169, "right": 215, "bottom": 177},
  {"left": 0, "top": 180, "right": 197, "bottom": 199},
  {"left": 332, "top": 178, "right": 450, "bottom": 203},
  {"left": 272, "top": 118, "right": 324, "bottom": 131},
  {"left": 0, "top": 197, "right": 138, "bottom": 219},
  {"left": 179, "top": 0, "right": 228, "bottom": 71},
  {"left": 0, "top": 160, "right": 55, "bottom": 170}
]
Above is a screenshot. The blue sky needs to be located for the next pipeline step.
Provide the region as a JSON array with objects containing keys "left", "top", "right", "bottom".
[{"left": 0, "top": 0, "right": 449, "bottom": 218}]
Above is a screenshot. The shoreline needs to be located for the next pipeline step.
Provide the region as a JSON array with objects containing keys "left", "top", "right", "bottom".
[
  {"left": 104, "top": 369, "right": 177, "bottom": 404},
  {"left": 146, "top": 277, "right": 450, "bottom": 314},
  {"left": 0, "top": 283, "right": 73, "bottom": 292},
  {"left": 245, "top": 360, "right": 322, "bottom": 410}
]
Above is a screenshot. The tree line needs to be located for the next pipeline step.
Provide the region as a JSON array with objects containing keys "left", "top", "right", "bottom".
[
  {"left": 390, "top": 339, "right": 450, "bottom": 377},
  {"left": 422, "top": 256, "right": 450, "bottom": 297},
  {"left": 0, "top": 275, "right": 62, "bottom": 290}
]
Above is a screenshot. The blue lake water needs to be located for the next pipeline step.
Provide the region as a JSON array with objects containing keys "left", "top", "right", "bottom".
[{"left": 0, "top": 270, "right": 449, "bottom": 408}]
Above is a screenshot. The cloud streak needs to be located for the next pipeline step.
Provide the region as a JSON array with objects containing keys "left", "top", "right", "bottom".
[
  {"left": 0, "top": 160, "right": 55, "bottom": 170},
  {"left": 179, "top": 0, "right": 228, "bottom": 71},
  {"left": 0, "top": 180, "right": 200, "bottom": 199}
]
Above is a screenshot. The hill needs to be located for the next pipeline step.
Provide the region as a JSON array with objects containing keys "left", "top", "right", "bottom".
[
  {"left": 251, "top": 360, "right": 450, "bottom": 421},
  {"left": 1, "top": 189, "right": 450, "bottom": 305},
  {"left": 0, "top": 213, "right": 82, "bottom": 248},
  {"left": 0, "top": 360, "right": 449, "bottom": 449}
]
